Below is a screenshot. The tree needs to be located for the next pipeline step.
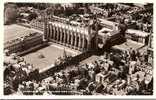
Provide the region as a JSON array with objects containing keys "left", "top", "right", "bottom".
[
  {"left": 4, "top": 3, "right": 18, "bottom": 24},
  {"left": 27, "top": 12, "right": 38, "bottom": 21},
  {"left": 77, "top": 78, "right": 89, "bottom": 90},
  {"left": 88, "top": 82, "right": 96, "bottom": 92},
  {"left": 45, "top": 7, "right": 54, "bottom": 15},
  {"left": 96, "top": 84, "right": 104, "bottom": 93}
]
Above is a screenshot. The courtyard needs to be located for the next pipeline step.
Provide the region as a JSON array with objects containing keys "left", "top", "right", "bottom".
[{"left": 23, "top": 43, "right": 80, "bottom": 70}]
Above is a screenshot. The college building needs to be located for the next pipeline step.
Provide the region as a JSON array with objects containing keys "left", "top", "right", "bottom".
[{"left": 4, "top": 32, "right": 44, "bottom": 55}]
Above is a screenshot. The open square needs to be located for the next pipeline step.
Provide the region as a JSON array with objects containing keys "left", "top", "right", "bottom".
[{"left": 23, "top": 44, "right": 78, "bottom": 70}]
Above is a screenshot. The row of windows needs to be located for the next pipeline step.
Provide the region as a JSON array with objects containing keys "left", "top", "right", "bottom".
[
  {"left": 30, "top": 21, "right": 45, "bottom": 31},
  {"left": 125, "top": 33, "right": 148, "bottom": 44},
  {"left": 47, "top": 27, "right": 89, "bottom": 49},
  {"left": 5, "top": 35, "right": 43, "bottom": 54},
  {"left": 47, "top": 25, "right": 88, "bottom": 38},
  {"left": 48, "top": 23, "right": 88, "bottom": 35}
]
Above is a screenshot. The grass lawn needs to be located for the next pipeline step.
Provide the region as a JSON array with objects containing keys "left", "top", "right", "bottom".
[{"left": 23, "top": 45, "right": 74, "bottom": 70}]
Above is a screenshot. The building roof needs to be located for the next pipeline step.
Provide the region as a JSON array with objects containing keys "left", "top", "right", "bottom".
[
  {"left": 4, "top": 24, "right": 39, "bottom": 43},
  {"left": 98, "top": 18, "right": 117, "bottom": 28},
  {"left": 112, "top": 39, "right": 145, "bottom": 51},
  {"left": 98, "top": 27, "right": 113, "bottom": 37},
  {"left": 126, "top": 29, "right": 150, "bottom": 37}
]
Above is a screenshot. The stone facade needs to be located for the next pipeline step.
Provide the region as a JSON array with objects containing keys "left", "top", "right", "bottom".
[
  {"left": 30, "top": 15, "right": 151, "bottom": 52},
  {"left": 45, "top": 21, "right": 95, "bottom": 51},
  {"left": 4, "top": 32, "right": 43, "bottom": 54}
]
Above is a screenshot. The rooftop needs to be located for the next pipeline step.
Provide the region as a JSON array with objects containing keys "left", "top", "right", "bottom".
[
  {"left": 4, "top": 24, "right": 41, "bottom": 43},
  {"left": 112, "top": 39, "right": 145, "bottom": 52}
]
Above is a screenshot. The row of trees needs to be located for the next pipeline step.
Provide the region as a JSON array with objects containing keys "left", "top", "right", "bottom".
[
  {"left": 4, "top": 3, "right": 41, "bottom": 25},
  {"left": 4, "top": 3, "right": 92, "bottom": 25}
]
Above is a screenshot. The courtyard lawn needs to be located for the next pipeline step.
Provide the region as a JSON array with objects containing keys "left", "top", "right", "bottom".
[{"left": 23, "top": 45, "right": 74, "bottom": 70}]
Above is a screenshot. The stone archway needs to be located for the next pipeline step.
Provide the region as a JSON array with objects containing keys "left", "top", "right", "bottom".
[
  {"left": 90, "top": 36, "right": 97, "bottom": 50},
  {"left": 97, "top": 37, "right": 104, "bottom": 49}
]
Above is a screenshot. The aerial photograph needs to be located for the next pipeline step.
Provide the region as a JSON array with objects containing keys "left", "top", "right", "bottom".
[{"left": 4, "top": 3, "right": 153, "bottom": 95}]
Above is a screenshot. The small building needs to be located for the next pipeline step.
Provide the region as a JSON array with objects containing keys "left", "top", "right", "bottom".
[{"left": 126, "top": 29, "right": 150, "bottom": 45}]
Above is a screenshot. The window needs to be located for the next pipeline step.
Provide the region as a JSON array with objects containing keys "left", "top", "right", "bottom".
[{"left": 100, "top": 76, "right": 102, "bottom": 83}]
